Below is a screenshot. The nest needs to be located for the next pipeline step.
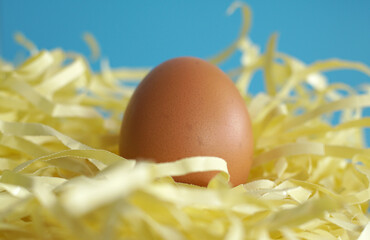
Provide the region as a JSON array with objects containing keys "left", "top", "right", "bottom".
[{"left": 1, "top": 2, "right": 370, "bottom": 239}]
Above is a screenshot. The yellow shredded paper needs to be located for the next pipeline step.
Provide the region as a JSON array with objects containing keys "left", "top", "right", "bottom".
[{"left": 1, "top": 2, "right": 370, "bottom": 239}]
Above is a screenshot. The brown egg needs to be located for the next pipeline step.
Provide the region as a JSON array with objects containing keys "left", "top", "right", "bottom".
[{"left": 119, "top": 57, "right": 253, "bottom": 187}]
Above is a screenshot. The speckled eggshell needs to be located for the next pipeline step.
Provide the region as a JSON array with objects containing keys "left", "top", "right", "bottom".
[{"left": 119, "top": 57, "right": 253, "bottom": 187}]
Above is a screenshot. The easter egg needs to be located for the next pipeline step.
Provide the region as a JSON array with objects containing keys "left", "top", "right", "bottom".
[{"left": 119, "top": 57, "right": 253, "bottom": 186}]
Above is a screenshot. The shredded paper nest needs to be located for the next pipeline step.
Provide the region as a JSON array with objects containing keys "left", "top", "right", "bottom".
[{"left": 1, "top": 2, "right": 370, "bottom": 239}]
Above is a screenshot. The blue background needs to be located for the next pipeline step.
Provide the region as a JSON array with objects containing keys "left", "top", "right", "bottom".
[{"left": 1, "top": 0, "right": 370, "bottom": 143}]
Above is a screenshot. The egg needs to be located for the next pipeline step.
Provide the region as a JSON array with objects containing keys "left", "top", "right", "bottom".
[{"left": 119, "top": 57, "right": 253, "bottom": 187}]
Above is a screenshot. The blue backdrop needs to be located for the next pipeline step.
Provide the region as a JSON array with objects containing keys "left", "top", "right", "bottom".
[{"left": 1, "top": 0, "right": 370, "bottom": 141}]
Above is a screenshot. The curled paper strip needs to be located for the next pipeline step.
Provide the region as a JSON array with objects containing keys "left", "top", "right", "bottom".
[{"left": 1, "top": 2, "right": 370, "bottom": 239}]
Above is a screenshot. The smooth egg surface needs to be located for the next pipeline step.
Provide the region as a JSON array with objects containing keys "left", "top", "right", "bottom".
[{"left": 119, "top": 57, "right": 253, "bottom": 186}]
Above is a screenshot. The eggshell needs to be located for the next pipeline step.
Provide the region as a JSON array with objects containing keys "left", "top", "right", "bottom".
[{"left": 119, "top": 57, "right": 253, "bottom": 187}]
